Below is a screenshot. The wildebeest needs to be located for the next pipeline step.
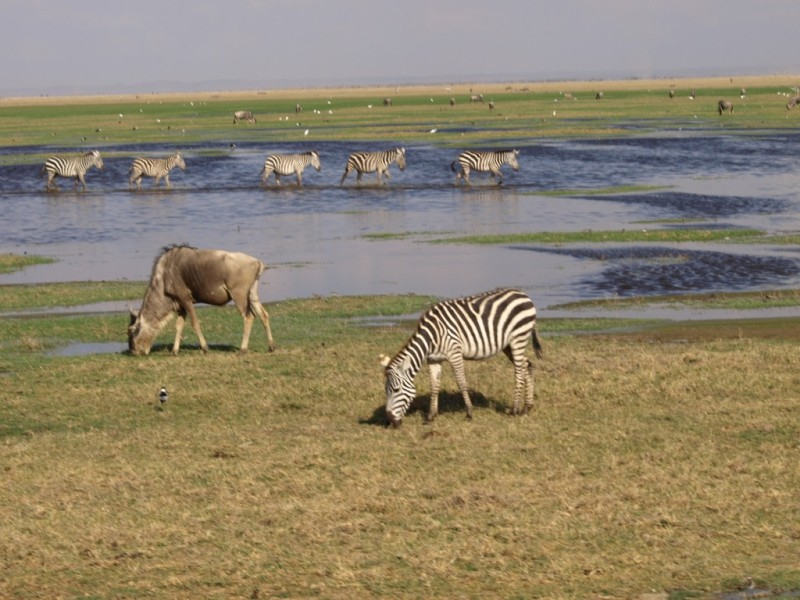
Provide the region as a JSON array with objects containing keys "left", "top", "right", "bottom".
[
  {"left": 718, "top": 99, "right": 734, "bottom": 115},
  {"left": 128, "top": 245, "right": 275, "bottom": 356},
  {"left": 787, "top": 96, "right": 799, "bottom": 110},
  {"left": 383, "top": 97, "right": 392, "bottom": 107},
  {"left": 295, "top": 103, "right": 303, "bottom": 113},
  {"left": 233, "top": 110, "right": 256, "bottom": 124},
  {"left": 469, "top": 93, "right": 484, "bottom": 103}
]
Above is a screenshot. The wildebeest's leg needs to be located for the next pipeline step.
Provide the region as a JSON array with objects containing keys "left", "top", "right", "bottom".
[
  {"left": 181, "top": 301, "right": 209, "bottom": 353},
  {"left": 245, "top": 282, "right": 275, "bottom": 351},
  {"left": 426, "top": 362, "right": 443, "bottom": 422},
  {"left": 448, "top": 354, "right": 474, "bottom": 419},
  {"left": 172, "top": 309, "right": 187, "bottom": 355}
]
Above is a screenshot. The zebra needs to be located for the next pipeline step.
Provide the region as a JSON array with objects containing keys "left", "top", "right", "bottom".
[
  {"left": 340, "top": 147, "right": 406, "bottom": 185},
  {"left": 41, "top": 150, "right": 104, "bottom": 192},
  {"left": 233, "top": 110, "right": 256, "bottom": 124},
  {"left": 469, "top": 94, "right": 484, "bottom": 103},
  {"left": 260, "top": 151, "right": 321, "bottom": 187},
  {"left": 129, "top": 152, "right": 186, "bottom": 190},
  {"left": 451, "top": 149, "right": 520, "bottom": 186},
  {"left": 380, "top": 288, "right": 543, "bottom": 427}
]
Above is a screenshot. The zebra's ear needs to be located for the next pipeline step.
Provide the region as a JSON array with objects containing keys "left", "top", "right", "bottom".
[{"left": 379, "top": 354, "right": 391, "bottom": 368}]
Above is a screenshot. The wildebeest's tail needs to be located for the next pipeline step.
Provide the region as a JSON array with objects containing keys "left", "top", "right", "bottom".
[{"left": 532, "top": 321, "right": 543, "bottom": 359}]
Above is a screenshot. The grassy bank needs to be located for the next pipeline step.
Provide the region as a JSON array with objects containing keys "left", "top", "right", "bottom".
[
  {"left": 2, "top": 74, "right": 800, "bottom": 153},
  {"left": 1, "top": 291, "right": 799, "bottom": 599}
]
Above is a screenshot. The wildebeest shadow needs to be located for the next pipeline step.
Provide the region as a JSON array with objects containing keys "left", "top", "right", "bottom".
[
  {"left": 359, "top": 390, "right": 498, "bottom": 427},
  {"left": 126, "top": 342, "right": 243, "bottom": 355}
]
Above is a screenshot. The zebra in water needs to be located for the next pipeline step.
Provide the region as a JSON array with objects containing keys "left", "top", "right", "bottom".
[
  {"left": 340, "top": 147, "right": 406, "bottom": 185},
  {"left": 451, "top": 149, "right": 520, "bottom": 186},
  {"left": 260, "top": 151, "right": 321, "bottom": 187},
  {"left": 129, "top": 152, "right": 186, "bottom": 190},
  {"left": 41, "top": 150, "right": 104, "bottom": 192},
  {"left": 380, "top": 288, "right": 543, "bottom": 427}
]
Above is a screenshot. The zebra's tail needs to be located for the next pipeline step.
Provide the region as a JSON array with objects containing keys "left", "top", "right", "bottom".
[
  {"left": 40, "top": 164, "right": 47, "bottom": 177},
  {"left": 450, "top": 160, "right": 459, "bottom": 172},
  {"left": 531, "top": 322, "right": 543, "bottom": 359}
]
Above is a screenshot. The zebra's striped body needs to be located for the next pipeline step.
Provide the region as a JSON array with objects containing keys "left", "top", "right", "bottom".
[
  {"left": 129, "top": 152, "right": 186, "bottom": 190},
  {"left": 41, "top": 150, "right": 104, "bottom": 192},
  {"left": 451, "top": 149, "right": 520, "bottom": 186},
  {"left": 381, "top": 288, "right": 543, "bottom": 426},
  {"left": 261, "top": 151, "right": 321, "bottom": 187},
  {"left": 340, "top": 147, "right": 406, "bottom": 185}
]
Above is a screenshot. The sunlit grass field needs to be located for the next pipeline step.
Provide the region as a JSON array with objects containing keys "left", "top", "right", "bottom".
[{"left": 2, "top": 76, "right": 800, "bottom": 598}]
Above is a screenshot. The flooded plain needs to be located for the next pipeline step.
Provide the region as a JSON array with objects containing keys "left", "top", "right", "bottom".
[{"left": 2, "top": 132, "right": 800, "bottom": 314}]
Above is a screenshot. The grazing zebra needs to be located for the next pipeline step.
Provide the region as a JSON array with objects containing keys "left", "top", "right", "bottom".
[
  {"left": 41, "top": 150, "right": 104, "bottom": 192},
  {"left": 380, "top": 288, "right": 543, "bottom": 426},
  {"left": 469, "top": 94, "right": 484, "bottom": 103},
  {"left": 260, "top": 151, "right": 321, "bottom": 187},
  {"left": 129, "top": 152, "right": 186, "bottom": 190},
  {"left": 233, "top": 110, "right": 256, "bottom": 124},
  {"left": 451, "top": 149, "right": 520, "bottom": 186},
  {"left": 340, "top": 147, "right": 406, "bottom": 185}
]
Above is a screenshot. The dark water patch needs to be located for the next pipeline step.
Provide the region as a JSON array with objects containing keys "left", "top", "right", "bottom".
[
  {"left": 580, "top": 190, "right": 787, "bottom": 219},
  {"left": 521, "top": 245, "right": 800, "bottom": 298}
]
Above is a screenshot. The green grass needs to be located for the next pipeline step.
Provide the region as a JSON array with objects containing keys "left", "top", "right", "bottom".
[
  {"left": 0, "top": 253, "right": 55, "bottom": 274},
  {"left": 1, "top": 291, "right": 800, "bottom": 599},
  {"left": 430, "top": 228, "right": 763, "bottom": 245},
  {"left": 0, "top": 280, "right": 147, "bottom": 312},
  {"left": 552, "top": 288, "right": 800, "bottom": 311}
]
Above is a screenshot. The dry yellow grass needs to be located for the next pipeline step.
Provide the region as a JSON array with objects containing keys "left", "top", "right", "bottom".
[{"left": 1, "top": 299, "right": 799, "bottom": 599}]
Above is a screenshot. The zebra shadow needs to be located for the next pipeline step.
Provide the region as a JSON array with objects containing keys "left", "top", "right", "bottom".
[{"left": 359, "top": 390, "right": 497, "bottom": 427}]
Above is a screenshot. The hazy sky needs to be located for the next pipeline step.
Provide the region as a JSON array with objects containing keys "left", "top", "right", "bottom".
[{"left": 2, "top": 0, "right": 798, "bottom": 95}]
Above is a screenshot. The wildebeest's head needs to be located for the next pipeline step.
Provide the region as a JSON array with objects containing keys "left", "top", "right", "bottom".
[{"left": 128, "top": 309, "right": 157, "bottom": 356}]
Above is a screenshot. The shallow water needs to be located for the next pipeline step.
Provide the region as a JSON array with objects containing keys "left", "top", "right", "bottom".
[{"left": 2, "top": 133, "right": 800, "bottom": 312}]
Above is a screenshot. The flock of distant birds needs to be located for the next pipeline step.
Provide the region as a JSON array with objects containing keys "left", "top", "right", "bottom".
[{"left": 38, "top": 85, "right": 800, "bottom": 193}]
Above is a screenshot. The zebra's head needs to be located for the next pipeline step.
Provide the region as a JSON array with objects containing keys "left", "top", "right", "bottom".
[
  {"left": 88, "top": 150, "right": 104, "bottom": 170},
  {"left": 173, "top": 152, "right": 186, "bottom": 170},
  {"left": 395, "top": 147, "right": 406, "bottom": 171},
  {"left": 507, "top": 149, "right": 520, "bottom": 171},
  {"left": 380, "top": 353, "right": 415, "bottom": 427},
  {"left": 309, "top": 150, "right": 321, "bottom": 171}
]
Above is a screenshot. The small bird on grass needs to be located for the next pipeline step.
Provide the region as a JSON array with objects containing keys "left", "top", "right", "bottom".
[{"left": 159, "top": 386, "right": 168, "bottom": 406}]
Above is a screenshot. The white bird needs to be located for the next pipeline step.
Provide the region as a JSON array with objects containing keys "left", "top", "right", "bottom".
[
  {"left": 429, "top": 128, "right": 437, "bottom": 134},
  {"left": 304, "top": 129, "right": 309, "bottom": 136},
  {"left": 159, "top": 386, "right": 168, "bottom": 405}
]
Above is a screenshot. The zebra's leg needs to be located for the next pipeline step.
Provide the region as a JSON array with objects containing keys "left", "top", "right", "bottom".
[
  {"left": 295, "top": 169, "right": 303, "bottom": 187},
  {"left": 504, "top": 347, "right": 530, "bottom": 415},
  {"left": 356, "top": 171, "right": 364, "bottom": 185},
  {"left": 462, "top": 167, "right": 471, "bottom": 186},
  {"left": 427, "top": 362, "right": 443, "bottom": 422},
  {"left": 164, "top": 174, "right": 172, "bottom": 189},
  {"left": 75, "top": 174, "right": 85, "bottom": 192},
  {"left": 448, "top": 355, "right": 474, "bottom": 420},
  {"left": 491, "top": 167, "right": 504, "bottom": 185},
  {"left": 340, "top": 166, "right": 351, "bottom": 185},
  {"left": 274, "top": 174, "right": 282, "bottom": 186},
  {"left": 46, "top": 173, "right": 56, "bottom": 191},
  {"left": 383, "top": 168, "right": 391, "bottom": 182},
  {"left": 154, "top": 175, "right": 162, "bottom": 189}
]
